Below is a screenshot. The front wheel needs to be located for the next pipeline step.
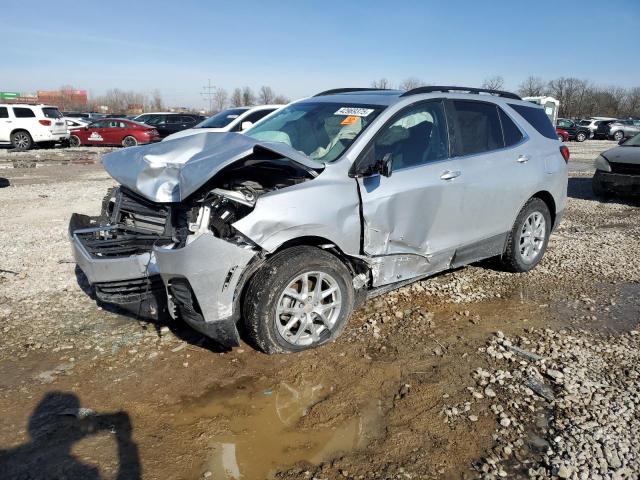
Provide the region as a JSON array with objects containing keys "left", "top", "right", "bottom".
[
  {"left": 557, "top": 134, "right": 564, "bottom": 142},
  {"left": 244, "top": 246, "right": 354, "bottom": 354},
  {"left": 576, "top": 132, "right": 587, "bottom": 142},
  {"left": 613, "top": 131, "right": 624, "bottom": 142},
  {"left": 122, "top": 136, "right": 138, "bottom": 147},
  {"left": 501, "top": 198, "right": 551, "bottom": 273}
]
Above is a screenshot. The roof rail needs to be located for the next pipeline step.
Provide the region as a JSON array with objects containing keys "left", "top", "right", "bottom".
[
  {"left": 401, "top": 85, "right": 522, "bottom": 100},
  {"left": 313, "top": 87, "right": 394, "bottom": 97}
]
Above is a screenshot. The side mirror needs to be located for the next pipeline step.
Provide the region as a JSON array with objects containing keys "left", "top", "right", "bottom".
[
  {"left": 241, "top": 121, "right": 253, "bottom": 131},
  {"left": 376, "top": 153, "right": 393, "bottom": 177}
]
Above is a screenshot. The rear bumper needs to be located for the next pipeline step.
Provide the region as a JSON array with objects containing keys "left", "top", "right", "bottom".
[
  {"left": 33, "top": 131, "right": 70, "bottom": 142},
  {"left": 69, "top": 214, "right": 258, "bottom": 347},
  {"left": 594, "top": 170, "right": 640, "bottom": 196}
]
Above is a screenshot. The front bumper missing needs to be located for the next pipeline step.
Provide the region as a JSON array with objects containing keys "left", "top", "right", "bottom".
[
  {"left": 70, "top": 214, "right": 258, "bottom": 347},
  {"left": 594, "top": 171, "right": 640, "bottom": 196}
]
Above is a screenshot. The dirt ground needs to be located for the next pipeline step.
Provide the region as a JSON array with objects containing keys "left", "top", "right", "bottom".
[{"left": 0, "top": 141, "right": 638, "bottom": 480}]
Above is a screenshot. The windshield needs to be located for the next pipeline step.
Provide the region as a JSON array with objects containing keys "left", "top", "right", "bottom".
[
  {"left": 245, "top": 102, "right": 384, "bottom": 163},
  {"left": 197, "top": 108, "right": 248, "bottom": 129},
  {"left": 621, "top": 133, "right": 640, "bottom": 146}
]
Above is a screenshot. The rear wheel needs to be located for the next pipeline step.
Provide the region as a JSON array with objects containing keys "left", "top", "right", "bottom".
[
  {"left": 69, "top": 135, "right": 81, "bottom": 147},
  {"left": 613, "top": 130, "right": 624, "bottom": 142},
  {"left": 244, "top": 246, "right": 354, "bottom": 354},
  {"left": 501, "top": 198, "right": 551, "bottom": 273},
  {"left": 576, "top": 131, "right": 587, "bottom": 142},
  {"left": 122, "top": 136, "right": 138, "bottom": 147},
  {"left": 10, "top": 130, "right": 33, "bottom": 150}
]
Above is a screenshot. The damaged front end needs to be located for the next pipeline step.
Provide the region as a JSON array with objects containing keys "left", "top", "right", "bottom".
[{"left": 70, "top": 133, "right": 322, "bottom": 347}]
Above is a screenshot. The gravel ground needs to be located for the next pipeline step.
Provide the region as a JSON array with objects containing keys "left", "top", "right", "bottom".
[{"left": 0, "top": 141, "right": 639, "bottom": 479}]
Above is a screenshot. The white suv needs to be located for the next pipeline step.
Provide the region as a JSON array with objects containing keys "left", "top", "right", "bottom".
[{"left": 0, "top": 104, "right": 69, "bottom": 150}]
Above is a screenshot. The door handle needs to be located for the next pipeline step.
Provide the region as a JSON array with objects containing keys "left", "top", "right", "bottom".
[
  {"left": 517, "top": 155, "right": 529, "bottom": 163},
  {"left": 440, "top": 170, "right": 461, "bottom": 180}
]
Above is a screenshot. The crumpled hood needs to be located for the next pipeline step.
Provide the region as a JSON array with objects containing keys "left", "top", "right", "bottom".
[{"left": 101, "top": 132, "right": 323, "bottom": 202}]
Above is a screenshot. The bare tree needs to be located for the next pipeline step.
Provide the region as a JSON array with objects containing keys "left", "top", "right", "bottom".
[
  {"left": 399, "top": 77, "right": 426, "bottom": 91},
  {"left": 481, "top": 75, "right": 505, "bottom": 91},
  {"left": 230, "top": 88, "right": 243, "bottom": 107},
  {"left": 95, "top": 89, "right": 147, "bottom": 114},
  {"left": 150, "top": 89, "right": 164, "bottom": 111},
  {"left": 242, "top": 86, "right": 256, "bottom": 106},
  {"left": 518, "top": 76, "right": 546, "bottom": 97},
  {"left": 212, "top": 87, "right": 228, "bottom": 112},
  {"left": 371, "top": 78, "right": 391, "bottom": 89},
  {"left": 273, "top": 95, "right": 290, "bottom": 105},
  {"left": 258, "top": 86, "right": 275, "bottom": 104}
]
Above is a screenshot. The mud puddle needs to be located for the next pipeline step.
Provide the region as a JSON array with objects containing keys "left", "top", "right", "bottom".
[{"left": 172, "top": 376, "right": 384, "bottom": 479}]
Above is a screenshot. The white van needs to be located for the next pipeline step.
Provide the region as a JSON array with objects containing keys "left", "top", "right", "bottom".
[{"left": 0, "top": 104, "right": 69, "bottom": 150}]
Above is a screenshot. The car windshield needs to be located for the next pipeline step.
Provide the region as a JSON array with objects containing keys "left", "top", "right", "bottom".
[
  {"left": 245, "top": 102, "right": 384, "bottom": 163},
  {"left": 621, "top": 133, "right": 640, "bottom": 146},
  {"left": 196, "top": 108, "right": 248, "bottom": 129}
]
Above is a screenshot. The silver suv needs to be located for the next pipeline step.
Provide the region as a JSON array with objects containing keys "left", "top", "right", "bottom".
[
  {"left": 608, "top": 119, "right": 640, "bottom": 141},
  {"left": 69, "top": 86, "right": 568, "bottom": 353}
]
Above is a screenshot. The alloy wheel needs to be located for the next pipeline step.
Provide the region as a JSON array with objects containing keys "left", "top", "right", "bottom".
[
  {"left": 519, "top": 212, "right": 546, "bottom": 263},
  {"left": 275, "top": 271, "right": 342, "bottom": 347},
  {"left": 13, "top": 132, "right": 30, "bottom": 149}
]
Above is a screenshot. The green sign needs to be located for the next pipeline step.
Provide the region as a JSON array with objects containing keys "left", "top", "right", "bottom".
[{"left": 0, "top": 92, "right": 20, "bottom": 99}]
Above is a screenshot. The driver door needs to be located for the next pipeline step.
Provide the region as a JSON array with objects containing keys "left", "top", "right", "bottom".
[{"left": 356, "top": 100, "right": 465, "bottom": 285}]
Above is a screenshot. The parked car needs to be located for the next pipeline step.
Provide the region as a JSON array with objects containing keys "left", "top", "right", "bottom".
[
  {"left": 592, "top": 133, "right": 640, "bottom": 197},
  {"left": 0, "top": 104, "right": 69, "bottom": 150},
  {"left": 594, "top": 119, "right": 618, "bottom": 139},
  {"left": 577, "top": 117, "right": 617, "bottom": 137},
  {"left": 608, "top": 119, "right": 640, "bottom": 142},
  {"left": 556, "top": 118, "right": 592, "bottom": 142},
  {"left": 162, "top": 105, "right": 283, "bottom": 142},
  {"left": 69, "top": 86, "right": 568, "bottom": 353},
  {"left": 68, "top": 119, "right": 159, "bottom": 147},
  {"left": 139, "top": 113, "right": 206, "bottom": 138},
  {"left": 63, "top": 112, "right": 106, "bottom": 120},
  {"left": 130, "top": 112, "right": 173, "bottom": 124},
  {"left": 556, "top": 128, "right": 570, "bottom": 142}
]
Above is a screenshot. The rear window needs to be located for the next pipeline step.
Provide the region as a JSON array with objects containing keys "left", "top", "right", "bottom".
[
  {"left": 498, "top": 108, "right": 524, "bottom": 146},
  {"left": 42, "top": 107, "right": 63, "bottom": 119},
  {"left": 508, "top": 104, "right": 557, "bottom": 140},
  {"left": 13, "top": 107, "right": 36, "bottom": 118}
]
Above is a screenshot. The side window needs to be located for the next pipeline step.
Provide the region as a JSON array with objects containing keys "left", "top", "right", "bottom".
[
  {"left": 118, "top": 122, "right": 128, "bottom": 128},
  {"left": 498, "top": 108, "right": 524, "bottom": 146},
  {"left": 448, "top": 100, "right": 503, "bottom": 156},
  {"left": 0, "top": 107, "right": 8, "bottom": 118},
  {"left": 508, "top": 104, "right": 558, "bottom": 140},
  {"left": 244, "top": 109, "right": 274, "bottom": 124},
  {"left": 372, "top": 101, "right": 449, "bottom": 170},
  {"left": 91, "top": 121, "right": 108, "bottom": 128},
  {"left": 558, "top": 119, "right": 571, "bottom": 129},
  {"left": 13, "top": 107, "right": 36, "bottom": 118},
  {"left": 180, "top": 116, "right": 195, "bottom": 124}
]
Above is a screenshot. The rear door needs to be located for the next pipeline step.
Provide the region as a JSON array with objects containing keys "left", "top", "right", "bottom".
[
  {"left": 85, "top": 121, "right": 109, "bottom": 144},
  {"left": 0, "top": 107, "right": 10, "bottom": 142},
  {"left": 444, "top": 99, "right": 538, "bottom": 252},
  {"left": 356, "top": 99, "right": 466, "bottom": 278}
]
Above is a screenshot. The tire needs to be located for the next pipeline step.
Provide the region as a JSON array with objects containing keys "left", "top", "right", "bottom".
[
  {"left": 122, "top": 136, "right": 138, "bottom": 147},
  {"left": 244, "top": 246, "right": 355, "bottom": 354},
  {"left": 501, "top": 198, "right": 552, "bottom": 273},
  {"left": 557, "top": 134, "right": 564, "bottom": 142},
  {"left": 69, "top": 135, "right": 81, "bottom": 147},
  {"left": 576, "top": 131, "right": 587, "bottom": 142},
  {"left": 592, "top": 175, "right": 609, "bottom": 199},
  {"left": 613, "top": 131, "right": 624, "bottom": 142},
  {"left": 10, "top": 130, "right": 33, "bottom": 150}
]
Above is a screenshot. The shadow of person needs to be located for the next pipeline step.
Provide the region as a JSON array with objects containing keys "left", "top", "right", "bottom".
[{"left": 0, "top": 391, "right": 141, "bottom": 480}]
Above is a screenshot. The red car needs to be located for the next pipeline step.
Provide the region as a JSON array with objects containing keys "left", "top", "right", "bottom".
[
  {"left": 556, "top": 127, "right": 570, "bottom": 142},
  {"left": 69, "top": 119, "right": 159, "bottom": 147}
]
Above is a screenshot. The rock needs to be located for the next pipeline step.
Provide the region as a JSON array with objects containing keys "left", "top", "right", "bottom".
[
  {"left": 484, "top": 387, "right": 496, "bottom": 398},
  {"left": 557, "top": 465, "right": 572, "bottom": 478}
]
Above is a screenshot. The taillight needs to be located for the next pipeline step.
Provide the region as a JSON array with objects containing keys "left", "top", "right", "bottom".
[
  {"left": 39, "top": 119, "right": 52, "bottom": 126},
  {"left": 560, "top": 146, "right": 570, "bottom": 163}
]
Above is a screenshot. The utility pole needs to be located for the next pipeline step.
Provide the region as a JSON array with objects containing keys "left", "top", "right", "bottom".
[{"left": 201, "top": 78, "right": 215, "bottom": 113}]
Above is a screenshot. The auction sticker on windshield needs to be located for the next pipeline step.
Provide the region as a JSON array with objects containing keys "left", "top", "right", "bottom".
[{"left": 334, "top": 107, "right": 374, "bottom": 117}]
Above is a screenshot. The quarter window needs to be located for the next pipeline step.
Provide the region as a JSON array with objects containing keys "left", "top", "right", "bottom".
[
  {"left": 13, "top": 107, "right": 36, "bottom": 118},
  {"left": 372, "top": 100, "right": 449, "bottom": 170},
  {"left": 509, "top": 104, "right": 558, "bottom": 140},
  {"left": 448, "top": 100, "right": 503, "bottom": 156},
  {"left": 498, "top": 108, "right": 524, "bottom": 146}
]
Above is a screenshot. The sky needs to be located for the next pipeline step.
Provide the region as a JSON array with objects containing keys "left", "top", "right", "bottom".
[{"left": 2, "top": 0, "right": 638, "bottom": 109}]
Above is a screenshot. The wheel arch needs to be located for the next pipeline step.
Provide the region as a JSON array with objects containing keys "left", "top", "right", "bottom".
[{"left": 530, "top": 190, "right": 557, "bottom": 229}]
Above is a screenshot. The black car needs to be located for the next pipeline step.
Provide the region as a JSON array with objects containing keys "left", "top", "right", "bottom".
[
  {"left": 556, "top": 118, "right": 592, "bottom": 142},
  {"left": 140, "top": 113, "right": 206, "bottom": 138}
]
